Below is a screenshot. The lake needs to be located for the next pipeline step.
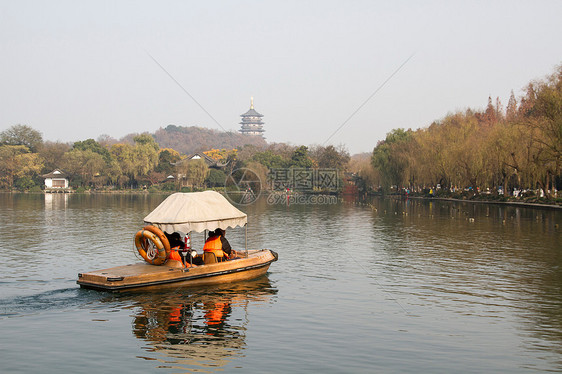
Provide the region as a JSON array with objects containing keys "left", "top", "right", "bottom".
[{"left": 0, "top": 193, "right": 561, "bottom": 373}]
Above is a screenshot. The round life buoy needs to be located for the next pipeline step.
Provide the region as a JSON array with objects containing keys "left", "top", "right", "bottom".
[
  {"left": 135, "top": 228, "right": 168, "bottom": 265},
  {"left": 142, "top": 225, "right": 171, "bottom": 253}
]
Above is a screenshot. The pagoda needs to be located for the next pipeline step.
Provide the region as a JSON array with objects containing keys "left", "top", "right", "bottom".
[{"left": 239, "top": 97, "right": 265, "bottom": 137}]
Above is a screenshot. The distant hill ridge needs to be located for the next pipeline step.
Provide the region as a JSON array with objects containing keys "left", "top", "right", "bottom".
[{"left": 137, "top": 125, "right": 267, "bottom": 154}]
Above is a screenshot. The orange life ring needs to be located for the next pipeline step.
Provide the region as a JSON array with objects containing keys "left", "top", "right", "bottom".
[
  {"left": 135, "top": 228, "right": 168, "bottom": 265},
  {"left": 142, "top": 225, "right": 171, "bottom": 253}
]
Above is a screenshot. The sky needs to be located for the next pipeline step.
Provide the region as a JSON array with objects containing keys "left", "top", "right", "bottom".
[{"left": 1, "top": 0, "right": 561, "bottom": 154}]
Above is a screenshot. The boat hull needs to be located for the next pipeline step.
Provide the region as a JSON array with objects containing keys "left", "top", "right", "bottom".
[{"left": 77, "top": 249, "right": 277, "bottom": 292}]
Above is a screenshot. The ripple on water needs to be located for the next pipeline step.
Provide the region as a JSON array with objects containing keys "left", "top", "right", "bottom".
[{"left": 0, "top": 194, "right": 561, "bottom": 373}]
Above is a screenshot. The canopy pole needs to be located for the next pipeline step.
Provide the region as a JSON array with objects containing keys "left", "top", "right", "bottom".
[{"left": 245, "top": 223, "right": 248, "bottom": 257}]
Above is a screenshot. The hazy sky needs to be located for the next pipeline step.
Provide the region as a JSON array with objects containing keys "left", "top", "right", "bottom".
[{"left": 1, "top": 0, "right": 560, "bottom": 154}]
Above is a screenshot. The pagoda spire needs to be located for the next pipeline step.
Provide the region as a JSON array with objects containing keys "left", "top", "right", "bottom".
[{"left": 239, "top": 97, "right": 265, "bottom": 137}]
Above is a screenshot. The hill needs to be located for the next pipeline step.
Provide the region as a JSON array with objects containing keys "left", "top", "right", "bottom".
[{"left": 123, "top": 125, "right": 267, "bottom": 154}]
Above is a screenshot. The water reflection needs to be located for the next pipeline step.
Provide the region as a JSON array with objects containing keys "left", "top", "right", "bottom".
[
  {"left": 365, "top": 197, "right": 562, "bottom": 362},
  {"left": 114, "top": 276, "right": 277, "bottom": 371},
  {"left": 44, "top": 192, "right": 68, "bottom": 210},
  {"left": 1, "top": 193, "right": 561, "bottom": 372}
]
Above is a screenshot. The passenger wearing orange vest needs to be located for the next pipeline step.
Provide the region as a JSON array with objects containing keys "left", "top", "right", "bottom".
[
  {"left": 167, "top": 232, "right": 188, "bottom": 266},
  {"left": 204, "top": 230, "right": 238, "bottom": 261},
  {"left": 215, "top": 229, "right": 237, "bottom": 259},
  {"left": 203, "top": 230, "right": 225, "bottom": 261}
]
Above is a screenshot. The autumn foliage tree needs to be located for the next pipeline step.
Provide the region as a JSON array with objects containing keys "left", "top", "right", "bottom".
[
  {"left": 0, "top": 145, "right": 43, "bottom": 188},
  {"left": 369, "top": 65, "right": 562, "bottom": 198}
]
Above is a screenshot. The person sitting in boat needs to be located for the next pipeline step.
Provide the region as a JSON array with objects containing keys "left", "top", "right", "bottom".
[
  {"left": 203, "top": 230, "right": 225, "bottom": 262},
  {"left": 167, "top": 232, "right": 187, "bottom": 266},
  {"left": 215, "top": 228, "right": 237, "bottom": 259},
  {"left": 165, "top": 232, "right": 185, "bottom": 250}
]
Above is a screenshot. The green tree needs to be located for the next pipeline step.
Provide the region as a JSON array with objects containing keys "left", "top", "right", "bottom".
[
  {"left": 289, "top": 145, "right": 313, "bottom": 168},
  {"left": 15, "top": 176, "right": 36, "bottom": 191},
  {"left": 73, "top": 139, "right": 112, "bottom": 163},
  {"left": 0, "top": 124, "right": 43, "bottom": 152},
  {"left": 61, "top": 149, "right": 105, "bottom": 187},
  {"left": 110, "top": 143, "right": 135, "bottom": 185},
  {"left": 371, "top": 129, "right": 413, "bottom": 191},
  {"left": 414, "top": 124, "right": 448, "bottom": 188},
  {"left": 132, "top": 142, "right": 158, "bottom": 180},
  {"left": 251, "top": 150, "right": 288, "bottom": 169},
  {"left": 105, "top": 159, "right": 123, "bottom": 187},
  {"left": 155, "top": 148, "right": 181, "bottom": 175},
  {"left": 133, "top": 133, "right": 159, "bottom": 151},
  {"left": 206, "top": 168, "right": 227, "bottom": 187}
]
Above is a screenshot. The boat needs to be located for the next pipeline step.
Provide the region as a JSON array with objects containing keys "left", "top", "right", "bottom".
[{"left": 77, "top": 191, "right": 277, "bottom": 292}]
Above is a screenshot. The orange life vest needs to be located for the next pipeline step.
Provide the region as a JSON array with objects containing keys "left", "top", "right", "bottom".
[
  {"left": 169, "top": 306, "right": 182, "bottom": 322},
  {"left": 168, "top": 247, "right": 193, "bottom": 268},
  {"left": 204, "top": 302, "right": 228, "bottom": 326},
  {"left": 168, "top": 250, "right": 183, "bottom": 263},
  {"left": 203, "top": 235, "right": 224, "bottom": 258}
]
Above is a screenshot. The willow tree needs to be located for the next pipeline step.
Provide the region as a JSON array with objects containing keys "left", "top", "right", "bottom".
[
  {"left": 132, "top": 144, "right": 158, "bottom": 180},
  {"left": 371, "top": 129, "right": 413, "bottom": 191},
  {"left": 110, "top": 143, "right": 135, "bottom": 186},
  {"left": 178, "top": 159, "right": 209, "bottom": 188},
  {"left": 455, "top": 116, "right": 488, "bottom": 190},
  {"left": 525, "top": 66, "right": 562, "bottom": 197},
  {"left": 131, "top": 134, "right": 159, "bottom": 182},
  {"left": 61, "top": 149, "right": 105, "bottom": 187},
  {"left": 484, "top": 121, "right": 519, "bottom": 192},
  {"left": 416, "top": 114, "right": 471, "bottom": 189}
]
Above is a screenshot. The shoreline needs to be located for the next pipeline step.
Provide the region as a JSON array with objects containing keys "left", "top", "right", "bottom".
[
  {"left": 4, "top": 190, "right": 562, "bottom": 211},
  {"left": 406, "top": 196, "right": 562, "bottom": 210}
]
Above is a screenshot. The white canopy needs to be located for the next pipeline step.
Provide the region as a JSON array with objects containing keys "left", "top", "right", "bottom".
[{"left": 143, "top": 191, "right": 247, "bottom": 233}]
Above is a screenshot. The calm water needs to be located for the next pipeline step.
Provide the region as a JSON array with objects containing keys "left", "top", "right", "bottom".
[{"left": 0, "top": 193, "right": 561, "bottom": 373}]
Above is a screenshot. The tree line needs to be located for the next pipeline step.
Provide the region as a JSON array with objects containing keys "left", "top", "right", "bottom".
[
  {"left": 369, "top": 65, "right": 562, "bottom": 199},
  {"left": 0, "top": 123, "right": 351, "bottom": 191},
  {"left": 6, "top": 65, "right": 558, "bottom": 196}
]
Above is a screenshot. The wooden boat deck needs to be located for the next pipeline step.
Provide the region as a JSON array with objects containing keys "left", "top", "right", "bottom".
[{"left": 77, "top": 249, "right": 277, "bottom": 291}]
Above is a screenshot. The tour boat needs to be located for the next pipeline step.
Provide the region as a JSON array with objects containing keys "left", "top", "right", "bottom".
[{"left": 77, "top": 191, "right": 277, "bottom": 292}]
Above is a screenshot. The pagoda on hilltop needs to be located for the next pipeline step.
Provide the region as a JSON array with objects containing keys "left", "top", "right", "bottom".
[{"left": 239, "top": 97, "right": 265, "bottom": 137}]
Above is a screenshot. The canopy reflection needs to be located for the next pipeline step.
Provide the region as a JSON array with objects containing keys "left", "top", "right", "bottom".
[{"left": 115, "top": 276, "right": 277, "bottom": 371}]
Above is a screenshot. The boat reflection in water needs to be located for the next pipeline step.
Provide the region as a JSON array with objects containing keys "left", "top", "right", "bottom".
[{"left": 126, "top": 275, "right": 277, "bottom": 370}]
